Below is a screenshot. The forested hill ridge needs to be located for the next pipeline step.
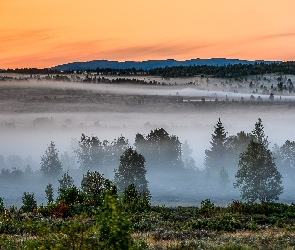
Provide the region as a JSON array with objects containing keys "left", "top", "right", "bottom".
[
  {"left": 4, "top": 60, "right": 295, "bottom": 78},
  {"left": 52, "top": 58, "right": 274, "bottom": 71}
]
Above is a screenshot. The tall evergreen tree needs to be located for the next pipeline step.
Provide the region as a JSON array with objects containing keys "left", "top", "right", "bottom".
[
  {"left": 204, "top": 118, "right": 227, "bottom": 172},
  {"left": 251, "top": 118, "right": 269, "bottom": 148}
]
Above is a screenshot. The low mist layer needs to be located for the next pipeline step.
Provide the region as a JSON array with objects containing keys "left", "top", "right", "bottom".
[{"left": 1, "top": 74, "right": 295, "bottom": 207}]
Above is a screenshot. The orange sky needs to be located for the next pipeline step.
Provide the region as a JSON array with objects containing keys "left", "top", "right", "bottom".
[{"left": 1, "top": 0, "right": 295, "bottom": 69}]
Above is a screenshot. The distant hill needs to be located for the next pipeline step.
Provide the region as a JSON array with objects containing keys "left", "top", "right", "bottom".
[{"left": 52, "top": 58, "right": 278, "bottom": 71}]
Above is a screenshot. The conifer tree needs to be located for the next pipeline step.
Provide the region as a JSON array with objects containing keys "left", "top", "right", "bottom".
[
  {"left": 204, "top": 118, "right": 227, "bottom": 172},
  {"left": 251, "top": 118, "right": 269, "bottom": 148}
]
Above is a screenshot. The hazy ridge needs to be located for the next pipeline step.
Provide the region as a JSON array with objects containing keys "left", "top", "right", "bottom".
[{"left": 52, "top": 58, "right": 277, "bottom": 71}]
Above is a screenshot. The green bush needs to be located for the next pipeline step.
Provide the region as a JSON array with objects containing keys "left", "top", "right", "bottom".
[
  {"left": 57, "top": 186, "right": 85, "bottom": 206},
  {"left": 200, "top": 199, "right": 215, "bottom": 215},
  {"left": 0, "top": 197, "right": 4, "bottom": 211},
  {"left": 21, "top": 192, "right": 37, "bottom": 213},
  {"left": 81, "top": 170, "right": 117, "bottom": 207},
  {"left": 97, "top": 193, "right": 133, "bottom": 249}
]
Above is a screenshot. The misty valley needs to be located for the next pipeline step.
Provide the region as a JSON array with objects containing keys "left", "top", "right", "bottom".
[{"left": 1, "top": 72, "right": 295, "bottom": 249}]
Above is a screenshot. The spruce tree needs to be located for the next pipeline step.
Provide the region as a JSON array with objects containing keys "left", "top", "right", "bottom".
[
  {"left": 204, "top": 118, "right": 227, "bottom": 172},
  {"left": 251, "top": 118, "right": 269, "bottom": 148}
]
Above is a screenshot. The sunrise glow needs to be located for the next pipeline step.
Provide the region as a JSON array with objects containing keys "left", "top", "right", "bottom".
[{"left": 1, "top": 0, "right": 295, "bottom": 68}]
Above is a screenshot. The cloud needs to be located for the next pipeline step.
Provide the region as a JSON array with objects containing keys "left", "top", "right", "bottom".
[
  {"left": 0, "top": 39, "right": 214, "bottom": 68},
  {"left": 257, "top": 32, "right": 295, "bottom": 41},
  {"left": 0, "top": 29, "right": 57, "bottom": 46}
]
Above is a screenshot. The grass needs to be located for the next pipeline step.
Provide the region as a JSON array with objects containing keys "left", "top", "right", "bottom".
[{"left": 1, "top": 201, "right": 295, "bottom": 249}]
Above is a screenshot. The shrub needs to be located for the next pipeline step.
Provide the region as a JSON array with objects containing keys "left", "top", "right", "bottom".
[
  {"left": 97, "top": 193, "right": 133, "bottom": 249},
  {"left": 57, "top": 186, "right": 85, "bottom": 206},
  {"left": 0, "top": 197, "right": 4, "bottom": 211},
  {"left": 58, "top": 171, "right": 74, "bottom": 194},
  {"left": 21, "top": 192, "right": 37, "bottom": 213},
  {"left": 81, "top": 170, "right": 110, "bottom": 206},
  {"left": 200, "top": 199, "right": 215, "bottom": 215},
  {"left": 123, "top": 184, "right": 151, "bottom": 213}
]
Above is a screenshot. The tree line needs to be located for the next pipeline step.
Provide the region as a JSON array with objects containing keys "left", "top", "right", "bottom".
[
  {"left": 1, "top": 118, "right": 294, "bottom": 205},
  {"left": 205, "top": 118, "right": 285, "bottom": 203},
  {"left": 3, "top": 61, "right": 295, "bottom": 78}
]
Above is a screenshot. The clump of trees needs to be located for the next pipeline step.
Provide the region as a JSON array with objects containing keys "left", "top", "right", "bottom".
[
  {"left": 81, "top": 170, "right": 116, "bottom": 206},
  {"left": 204, "top": 118, "right": 284, "bottom": 203},
  {"left": 135, "top": 128, "right": 183, "bottom": 171},
  {"left": 273, "top": 140, "right": 295, "bottom": 182},
  {"left": 75, "top": 134, "right": 129, "bottom": 176},
  {"left": 0, "top": 119, "right": 292, "bottom": 209}
]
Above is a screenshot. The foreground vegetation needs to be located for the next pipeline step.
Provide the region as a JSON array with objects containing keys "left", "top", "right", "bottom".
[{"left": 2, "top": 196, "right": 295, "bottom": 249}]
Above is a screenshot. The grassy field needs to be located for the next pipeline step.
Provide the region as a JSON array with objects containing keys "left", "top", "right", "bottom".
[{"left": 1, "top": 199, "right": 295, "bottom": 249}]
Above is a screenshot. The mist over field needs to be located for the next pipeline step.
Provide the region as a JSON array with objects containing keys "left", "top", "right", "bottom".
[{"left": 1, "top": 74, "right": 295, "bottom": 207}]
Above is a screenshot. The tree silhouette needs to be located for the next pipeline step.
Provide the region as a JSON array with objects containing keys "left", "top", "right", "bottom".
[
  {"left": 251, "top": 118, "right": 269, "bottom": 148},
  {"left": 45, "top": 183, "right": 54, "bottom": 204},
  {"left": 21, "top": 192, "right": 37, "bottom": 212},
  {"left": 225, "top": 131, "right": 253, "bottom": 174},
  {"left": 81, "top": 170, "right": 116, "bottom": 206},
  {"left": 76, "top": 134, "right": 105, "bottom": 172},
  {"left": 135, "top": 128, "right": 183, "bottom": 171},
  {"left": 278, "top": 140, "right": 295, "bottom": 179},
  {"left": 104, "top": 135, "right": 129, "bottom": 174},
  {"left": 114, "top": 148, "right": 149, "bottom": 194},
  {"left": 234, "top": 140, "right": 283, "bottom": 203},
  {"left": 58, "top": 171, "right": 74, "bottom": 194},
  {"left": 40, "top": 141, "right": 63, "bottom": 178},
  {"left": 204, "top": 118, "right": 227, "bottom": 172}
]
